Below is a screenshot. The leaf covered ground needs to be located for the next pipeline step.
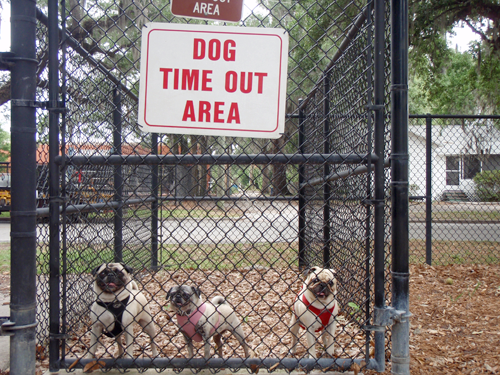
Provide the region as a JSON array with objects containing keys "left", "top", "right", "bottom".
[
  {"left": 1, "top": 264, "right": 499, "bottom": 374},
  {"left": 367, "top": 264, "right": 500, "bottom": 375}
]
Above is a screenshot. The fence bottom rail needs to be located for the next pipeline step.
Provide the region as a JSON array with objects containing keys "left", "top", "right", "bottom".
[{"left": 58, "top": 357, "right": 378, "bottom": 372}]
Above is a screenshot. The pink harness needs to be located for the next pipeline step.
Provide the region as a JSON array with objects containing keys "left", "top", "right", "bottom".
[
  {"left": 176, "top": 303, "right": 221, "bottom": 342},
  {"left": 294, "top": 290, "right": 336, "bottom": 333}
]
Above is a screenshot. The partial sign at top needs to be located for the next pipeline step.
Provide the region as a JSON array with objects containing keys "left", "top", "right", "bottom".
[
  {"left": 138, "top": 23, "right": 289, "bottom": 139},
  {"left": 171, "top": 0, "right": 244, "bottom": 23}
]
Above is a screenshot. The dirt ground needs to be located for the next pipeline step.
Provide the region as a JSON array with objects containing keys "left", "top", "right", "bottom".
[{"left": 0, "top": 264, "right": 499, "bottom": 375}]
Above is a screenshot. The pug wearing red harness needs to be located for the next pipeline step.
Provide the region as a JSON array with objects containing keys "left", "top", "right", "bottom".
[
  {"left": 289, "top": 266, "right": 339, "bottom": 359},
  {"left": 167, "top": 285, "right": 253, "bottom": 359}
]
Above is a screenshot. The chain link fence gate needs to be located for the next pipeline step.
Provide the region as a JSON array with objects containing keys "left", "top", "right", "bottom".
[
  {"left": 4, "top": 0, "right": 409, "bottom": 372},
  {"left": 408, "top": 115, "right": 500, "bottom": 266}
]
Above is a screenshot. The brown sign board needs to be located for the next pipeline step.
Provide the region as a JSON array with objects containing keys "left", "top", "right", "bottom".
[{"left": 171, "top": 0, "right": 244, "bottom": 23}]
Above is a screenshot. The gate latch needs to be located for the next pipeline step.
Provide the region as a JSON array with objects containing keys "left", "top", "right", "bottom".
[
  {"left": 1, "top": 317, "right": 37, "bottom": 336},
  {"left": 364, "top": 307, "right": 412, "bottom": 332}
]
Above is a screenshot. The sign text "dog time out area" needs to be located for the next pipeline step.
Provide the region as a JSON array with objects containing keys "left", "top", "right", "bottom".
[{"left": 138, "top": 24, "right": 289, "bottom": 138}]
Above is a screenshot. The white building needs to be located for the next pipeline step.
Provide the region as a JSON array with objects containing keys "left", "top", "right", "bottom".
[{"left": 409, "top": 124, "right": 500, "bottom": 201}]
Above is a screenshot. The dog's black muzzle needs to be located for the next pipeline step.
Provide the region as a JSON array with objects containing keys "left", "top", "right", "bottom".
[
  {"left": 97, "top": 269, "right": 126, "bottom": 292},
  {"left": 312, "top": 282, "right": 332, "bottom": 298}
]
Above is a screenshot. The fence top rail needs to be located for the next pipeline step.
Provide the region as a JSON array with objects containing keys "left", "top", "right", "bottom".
[
  {"left": 54, "top": 153, "right": 379, "bottom": 166},
  {"left": 410, "top": 114, "right": 500, "bottom": 119}
]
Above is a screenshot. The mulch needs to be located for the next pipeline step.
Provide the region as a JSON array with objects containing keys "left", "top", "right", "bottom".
[
  {"left": 1, "top": 264, "right": 499, "bottom": 374},
  {"left": 366, "top": 264, "right": 500, "bottom": 375}
]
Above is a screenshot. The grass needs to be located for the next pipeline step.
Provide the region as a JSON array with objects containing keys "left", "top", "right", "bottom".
[
  {"left": 409, "top": 239, "right": 500, "bottom": 265},
  {"left": 30, "top": 239, "right": 500, "bottom": 276},
  {"left": 0, "top": 243, "right": 9, "bottom": 273},
  {"left": 0, "top": 238, "right": 491, "bottom": 276},
  {"left": 410, "top": 210, "right": 500, "bottom": 222},
  {"left": 159, "top": 242, "right": 298, "bottom": 270},
  {"left": 33, "top": 241, "right": 300, "bottom": 275}
]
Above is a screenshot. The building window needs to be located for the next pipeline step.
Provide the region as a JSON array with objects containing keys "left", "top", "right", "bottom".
[
  {"left": 446, "top": 156, "right": 459, "bottom": 185},
  {"left": 463, "top": 155, "right": 481, "bottom": 179},
  {"left": 482, "top": 155, "right": 500, "bottom": 172}
]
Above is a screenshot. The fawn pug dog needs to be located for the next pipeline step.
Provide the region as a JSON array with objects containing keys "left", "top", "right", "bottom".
[
  {"left": 289, "top": 266, "right": 339, "bottom": 359},
  {"left": 167, "top": 285, "right": 253, "bottom": 359},
  {"left": 88, "top": 262, "right": 159, "bottom": 358}
]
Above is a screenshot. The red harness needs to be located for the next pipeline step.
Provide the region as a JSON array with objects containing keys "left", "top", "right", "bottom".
[{"left": 295, "top": 292, "right": 336, "bottom": 332}]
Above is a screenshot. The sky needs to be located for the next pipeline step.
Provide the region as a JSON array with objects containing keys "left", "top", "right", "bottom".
[
  {"left": 447, "top": 25, "right": 481, "bottom": 52},
  {"left": 0, "top": 2, "right": 9, "bottom": 52}
]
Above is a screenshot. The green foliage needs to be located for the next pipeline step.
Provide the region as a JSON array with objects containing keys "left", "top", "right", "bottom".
[
  {"left": 409, "top": 0, "right": 500, "bottom": 114},
  {"left": 0, "top": 127, "right": 10, "bottom": 162},
  {"left": 409, "top": 44, "right": 500, "bottom": 114},
  {"left": 473, "top": 170, "right": 500, "bottom": 202}
]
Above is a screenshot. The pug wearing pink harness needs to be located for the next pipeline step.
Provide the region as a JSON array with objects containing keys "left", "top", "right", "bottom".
[{"left": 167, "top": 285, "right": 253, "bottom": 359}]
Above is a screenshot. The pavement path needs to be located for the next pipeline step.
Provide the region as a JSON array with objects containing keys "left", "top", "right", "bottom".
[{"left": 1, "top": 219, "right": 500, "bottom": 244}]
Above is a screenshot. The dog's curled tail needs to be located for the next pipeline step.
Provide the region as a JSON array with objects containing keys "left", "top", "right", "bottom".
[{"left": 211, "top": 296, "right": 227, "bottom": 305}]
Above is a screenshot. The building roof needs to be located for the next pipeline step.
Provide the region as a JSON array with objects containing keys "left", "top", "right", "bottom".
[{"left": 36, "top": 143, "right": 172, "bottom": 164}]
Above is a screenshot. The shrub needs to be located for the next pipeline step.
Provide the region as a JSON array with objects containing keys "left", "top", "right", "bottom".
[{"left": 473, "top": 170, "right": 500, "bottom": 202}]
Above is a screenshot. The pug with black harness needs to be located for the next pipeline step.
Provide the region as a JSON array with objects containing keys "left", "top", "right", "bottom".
[{"left": 87, "top": 262, "right": 159, "bottom": 358}]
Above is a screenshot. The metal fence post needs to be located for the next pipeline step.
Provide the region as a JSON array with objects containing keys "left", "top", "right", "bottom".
[
  {"left": 48, "top": 0, "right": 61, "bottom": 370},
  {"left": 298, "top": 99, "right": 306, "bottom": 270},
  {"left": 9, "top": 0, "right": 38, "bottom": 374},
  {"left": 323, "top": 73, "right": 331, "bottom": 268},
  {"left": 113, "top": 88, "right": 123, "bottom": 263},
  {"left": 151, "top": 133, "right": 159, "bottom": 270},
  {"left": 425, "top": 114, "right": 432, "bottom": 265},
  {"left": 391, "top": 0, "right": 410, "bottom": 372},
  {"left": 373, "top": 0, "right": 387, "bottom": 370}
]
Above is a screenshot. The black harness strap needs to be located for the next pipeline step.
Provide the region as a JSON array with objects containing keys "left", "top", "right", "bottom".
[{"left": 96, "top": 295, "right": 130, "bottom": 338}]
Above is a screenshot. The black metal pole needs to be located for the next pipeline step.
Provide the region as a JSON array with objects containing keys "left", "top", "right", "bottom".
[
  {"left": 364, "top": 22, "right": 374, "bottom": 367},
  {"left": 425, "top": 114, "right": 432, "bottom": 265},
  {"left": 391, "top": 0, "right": 410, "bottom": 371},
  {"left": 323, "top": 73, "right": 331, "bottom": 267},
  {"left": 151, "top": 133, "right": 159, "bottom": 270},
  {"left": 373, "top": 0, "right": 387, "bottom": 371},
  {"left": 113, "top": 88, "right": 123, "bottom": 263},
  {"left": 298, "top": 99, "right": 306, "bottom": 270},
  {"left": 10, "top": 0, "right": 38, "bottom": 374}
]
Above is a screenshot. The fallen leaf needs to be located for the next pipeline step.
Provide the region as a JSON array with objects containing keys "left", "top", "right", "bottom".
[
  {"left": 68, "top": 358, "right": 80, "bottom": 370},
  {"left": 351, "top": 363, "right": 361, "bottom": 375},
  {"left": 83, "top": 360, "right": 105, "bottom": 373},
  {"left": 268, "top": 363, "right": 280, "bottom": 371}
]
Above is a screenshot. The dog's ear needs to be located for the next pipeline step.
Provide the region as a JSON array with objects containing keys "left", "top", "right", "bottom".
[
  {"left": 91, "top": 265, "right": 102, "bottom": 276},
  {"left": 193, "top": 286, "right": 201, "bottom": 298},
  {"left": 166, "top": 287, "right": 174, "bottom": 299},
  {"left": 302, "top": 266, "right": 320, "bottom": 279},
  {"left": 120, "top": 262, "right": 134, "bottom": 275}
]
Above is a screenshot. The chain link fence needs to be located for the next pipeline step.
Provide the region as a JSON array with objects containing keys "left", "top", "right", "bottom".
[
  {"left": 409, "top": 115, "right": 500, "bottom": 266},
  {"left": 3, "top": 0, "right": 399, "bottom": 372}
]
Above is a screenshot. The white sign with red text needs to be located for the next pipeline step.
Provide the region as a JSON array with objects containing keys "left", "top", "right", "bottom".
[{"left": 138, "top": 23, "right": 289, "bottom": 138}]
